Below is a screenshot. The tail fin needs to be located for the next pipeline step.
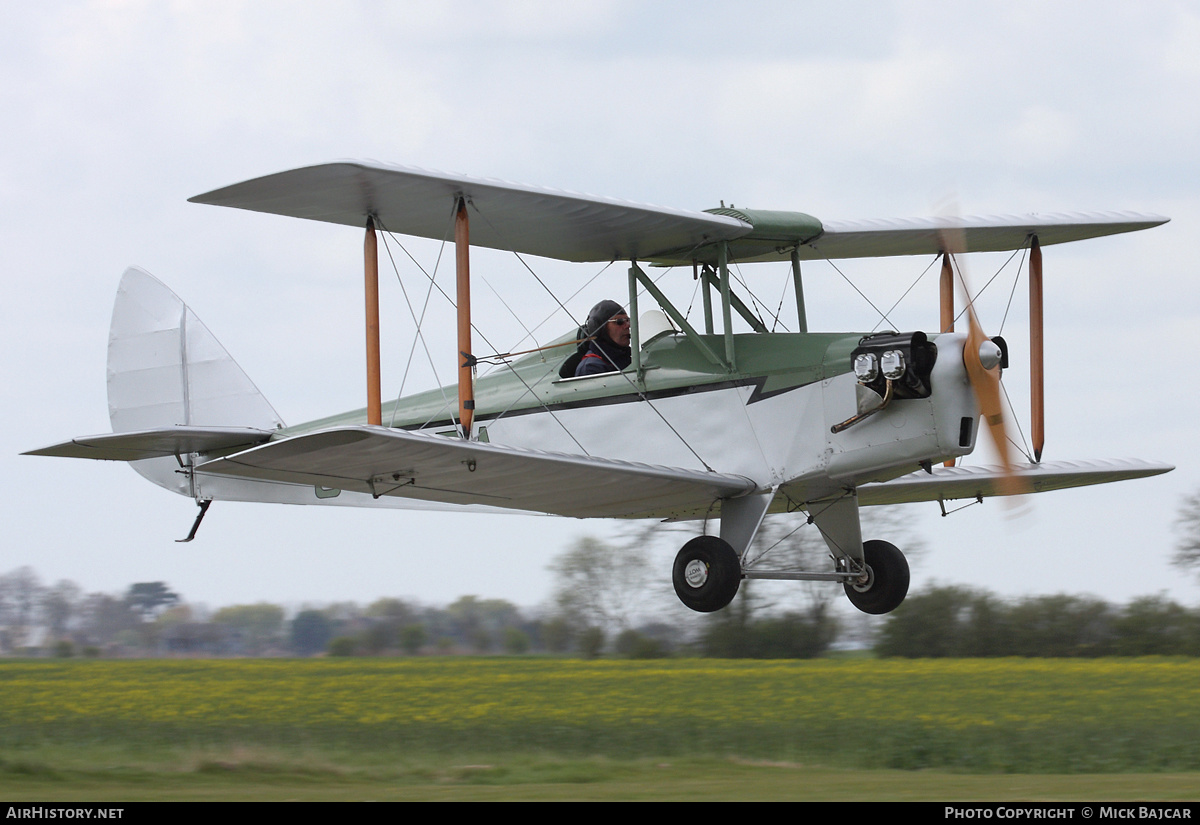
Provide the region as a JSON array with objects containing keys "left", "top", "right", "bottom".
[{"left": 107, "top": 267, "right": 284, "bottom": 493}]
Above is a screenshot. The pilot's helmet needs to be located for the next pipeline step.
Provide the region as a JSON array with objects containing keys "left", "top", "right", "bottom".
[{"left": 584, "top": 299, "right": 626, "bottom": 340}]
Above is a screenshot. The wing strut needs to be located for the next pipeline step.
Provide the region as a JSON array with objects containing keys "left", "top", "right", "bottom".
[
  {"left": 1029, "top": 235, "right": 1044, "bottom": 462},
  {"left": 455, "top": 198, "right": 475, "bottom": 436},
  {"left": 365, "top": 217, "right": 382, "bottom": 426}
]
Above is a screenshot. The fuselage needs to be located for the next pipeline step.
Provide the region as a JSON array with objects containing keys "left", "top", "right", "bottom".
[{"left": 283, "top": 327, "right": 981, "bottom": 513}]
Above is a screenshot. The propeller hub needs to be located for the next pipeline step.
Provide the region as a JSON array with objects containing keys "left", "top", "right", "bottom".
[{"left": 979, "top": 340, "right": 1003, "bottom": 371}]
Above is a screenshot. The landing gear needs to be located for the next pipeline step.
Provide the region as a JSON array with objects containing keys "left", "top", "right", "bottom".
[
  {"left": 673, "top": 536, "right": 742, "bottom": 613},
  {"left": 842, "top": 540, "right": 909, "bottom": 615}
]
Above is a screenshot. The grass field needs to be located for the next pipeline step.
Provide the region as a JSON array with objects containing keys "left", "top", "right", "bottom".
[{"left": 3, "top": 657, "right": 1200, "bottom": 800}]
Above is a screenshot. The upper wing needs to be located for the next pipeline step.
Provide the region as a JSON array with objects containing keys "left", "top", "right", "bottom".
[
  {"left": 189, "top": 161, "right": 751, "bottom": 263},
  {"left": 190, "top": 161, "right": 1167, "bottom": 266},
  {"left": 796, "top": 212, "right": 1169, "bottom": 262},
  {"left": 195, "top": 426, "right": 758, "bottom": 519},
  {"left": 855, "top": 458, "right": 1173, "bottom": 506}
]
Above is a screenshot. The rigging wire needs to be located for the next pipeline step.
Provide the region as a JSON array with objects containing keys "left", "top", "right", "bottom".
[
  {"left": 727, "top": 260, "right": 771, "bottom": 329},
  {"left": 824, "top": 258, "right": 898, "bottom": 330},
  {"left": 999, "top": 378, "right": 1034, "bottom": 462},
  {"left": 509, "top": 260, "right": 613, "bottom": 360},
  {"left": 376, "top": 202, "right": 734, "bottom": 472},
  {"left": 870, "top": 255, "right": 942, "bottom": 333},
  {"left": 948, "top": 246, "right": 1025, "bottom": 329},
  {"left": 466, "top": 201, "right": 582, "bottom": 333},
  {"left": 377, "top": 220, "right": 458, "bottom": 429},
  {"left": 770, "top": 263, "right": 793, "bottom": 333},
  {"left": 998, "top": 245, "right": 1030, "bottom": 335},
  {"left": 375, "top": 214, "right": 587, "bottom": 448}
]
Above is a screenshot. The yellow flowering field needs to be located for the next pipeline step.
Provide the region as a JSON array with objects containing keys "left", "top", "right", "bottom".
[{"left": 3, "top": 657, "right": 1199, "bottom": 772}]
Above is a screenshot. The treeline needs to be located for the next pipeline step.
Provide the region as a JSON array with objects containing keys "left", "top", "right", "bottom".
[
  {"left": 876, "top": 587, "right": 1200, "bottom": 657},
  {"left": 0, "top": 566, "right": 564, "bottom": 657},
  {"left": 3, "top": 564, "right": 1200, "bottom": 658}
]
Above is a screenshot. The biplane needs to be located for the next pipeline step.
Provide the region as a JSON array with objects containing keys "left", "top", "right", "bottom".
[{"left": 24, "top": 162, "right": 1174, "bottom": 615}]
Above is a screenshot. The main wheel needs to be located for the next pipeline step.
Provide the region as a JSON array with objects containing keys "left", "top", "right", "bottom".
[
  {"left": 843, "top": 539, "right": 910, "bottom": 615},
  {"left": 672, "top": 536, "right": 741, "bottom": 613}
]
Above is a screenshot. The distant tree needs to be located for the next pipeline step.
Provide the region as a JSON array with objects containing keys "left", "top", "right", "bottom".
[
  {"left": 328, "top": 636, "right": 357, "bottom": 656},
  {"left": 212, "top": 603, "right": 285, "bottom": 654},
  {"left": 875, "top": 586, "right": 981, "bottom": 658},
  {"left": 78, "top": 592, "right": 141, "bottom": 648},
  {"left": 362, "top": 597, "right": 416, "bottom": 652},
  {"left": 0, "top": 567, "right": 43, "bottom": 649},
  {"left": 614, "top": 628, "right": 668, "bottom": 658},
  {"left": 41, "top": 579, "right": 82, "bottom": 639},
  {"left": 1111, "top": 595, "right": 1200, "bottom": 656},
  {"left": 125, "top": 582, "right": 180, "bottom": 622},
  {"left": 879, "top": 589, "right": 1120, "bottom": 658},
  {"left": 549, "top": 537, "right": 651, "bottom": 633},
  {"left": 399, "top": 624, "right": 427, "bottom": 655},
  {"left": 540, "top": 616, "right": 574, "bottom": 653},
  {"left": 446, "top": 595, "right": 524, "bottom": 652},
  {"left": 1007, "top": 594, "right": 1114, "bottom": 657},
  {"left": 502, "top": 627, "right": 531, "bottom": 654},
  {"left": 577, "top": 626, "right": 606, "bottom": 658},
  {"left": 366, "top": 597, "right": 415, "bottom": 625},
  {"left": 1172, "top": 489, "right": 1200, "bottom": 578},
  {"left": 291, "top": 609, "right": 334, "bottom": 656}
]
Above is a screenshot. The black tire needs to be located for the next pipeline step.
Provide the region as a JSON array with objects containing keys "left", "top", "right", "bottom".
[
  {"left": 843, "top": 539, "right": 909, "bottom": 615},
  {"left": 672, "top": 536, "right": 742, "bottom": 613}
]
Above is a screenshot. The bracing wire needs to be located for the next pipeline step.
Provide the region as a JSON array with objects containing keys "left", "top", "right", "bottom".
[
  {"left": 377, "top": 220, "right": 458, "bottom": 429},
  {"left": 949, "top": 246, "right": 1025, "bottom": 329},
  {"left": 825, "top": 257, "right": 899, "bottom": 330},
  {"left": 999, "top": 378, "right": 1034, "bottom": 462},
  {"left": 870, "top": 255, "right": 942, "bottom": 333},
  {"left": 727, "top": 260, "right": 771, "bottom": 329},
  {"left": 376, "top": 200, "right": 726, "bottom": 470},
  {"left": 999, "top": 245, "right": 1030, "bottom": 335}
]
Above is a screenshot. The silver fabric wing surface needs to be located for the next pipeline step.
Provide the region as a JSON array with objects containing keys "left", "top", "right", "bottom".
[
  {"left": 190, "top": 161, "right": 1168, "bottom": 266},
  {"left": 189, "top": 161, "right": 752, "bottom": 263},
  {"left": 856, "top": 459, "right": 1173, "bottom": 506},
  {"left": 196, "top": 426, "right": 759, "bottom": 519}
]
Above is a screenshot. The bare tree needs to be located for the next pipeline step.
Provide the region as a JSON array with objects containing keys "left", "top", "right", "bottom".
[
  {"left": 549, "top": 535, "right": 652, "bottom": 633},
  {"left": 1172, "top": 489, "right": 1200, "bottom": 578},
  {"left": 41, "top": 579, "right": 82, "bottom": 639},
  {"left": 0, "top": 567, "right": 43, "bottom": 650}
]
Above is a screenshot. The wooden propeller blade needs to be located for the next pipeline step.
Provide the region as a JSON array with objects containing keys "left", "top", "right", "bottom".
[
  {"left": 961, "top": 275, "right": 1028, "bottom": 498},
  {"left": 939, "top": 226, "right": 1029, "bottom": 499}
]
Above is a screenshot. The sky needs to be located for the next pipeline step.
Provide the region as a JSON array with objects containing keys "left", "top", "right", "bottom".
[{"left": 3, "top": 0, "right": 1199, "bottom": 618}]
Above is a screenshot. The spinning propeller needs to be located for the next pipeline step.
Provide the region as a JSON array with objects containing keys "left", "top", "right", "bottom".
[{"left": 939, "top": 226, "right": 1030, "bottom": 499}]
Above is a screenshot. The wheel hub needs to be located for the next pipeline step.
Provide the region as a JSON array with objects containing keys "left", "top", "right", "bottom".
[
  {"left": 850, "top": 563, "right": 875, "bottom": 593},
  {"left": 683, "top": 559, "right": 709, "bottom": 589}
]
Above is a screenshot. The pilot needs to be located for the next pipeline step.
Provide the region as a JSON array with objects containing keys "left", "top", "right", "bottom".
[{"left": 574, "top": 299, "right": 632, "bottom": 377}]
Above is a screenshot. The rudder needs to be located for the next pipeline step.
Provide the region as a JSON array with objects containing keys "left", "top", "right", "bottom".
[{"left": 108, "top": 267, "right": 284, "bottom": 494}]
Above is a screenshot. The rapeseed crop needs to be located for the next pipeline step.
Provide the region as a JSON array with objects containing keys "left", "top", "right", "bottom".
[{"left": 3, "top": 658, "right": 1199, "bottom": 772}]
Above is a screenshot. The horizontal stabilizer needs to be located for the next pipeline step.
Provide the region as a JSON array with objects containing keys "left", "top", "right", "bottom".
[
  {"left": 196, "top": 426, "right": 757, "bottom": 519},
  {"left": 24, "top": 427, "right": 275, "bottom": 461},
  {"left": 857, "top": 458, "right": 1173, "bottom": 506}
]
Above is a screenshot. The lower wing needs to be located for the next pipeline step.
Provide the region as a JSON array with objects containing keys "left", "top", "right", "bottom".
[{"left": 195, "top": 425, "right": 758, "bottom": 520}]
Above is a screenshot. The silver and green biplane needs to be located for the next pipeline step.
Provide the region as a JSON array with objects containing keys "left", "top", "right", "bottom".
[{"left": 24, "top": 162, "right": 1173, "bottom": 615}]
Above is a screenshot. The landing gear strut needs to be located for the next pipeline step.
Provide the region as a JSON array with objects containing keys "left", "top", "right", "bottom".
[{"left": 672, "top": 536, "right": 741, "bottom": 613}]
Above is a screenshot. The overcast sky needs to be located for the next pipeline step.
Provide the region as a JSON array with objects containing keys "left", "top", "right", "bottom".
[{"left": 4, "top": 1, "right": 1198, "bottom": 619}]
